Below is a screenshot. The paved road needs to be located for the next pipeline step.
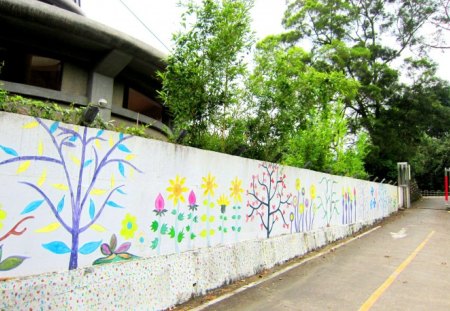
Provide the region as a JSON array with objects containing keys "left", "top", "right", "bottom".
[{"left": 201, "top": 197, "right": 450, "bottom": 311}]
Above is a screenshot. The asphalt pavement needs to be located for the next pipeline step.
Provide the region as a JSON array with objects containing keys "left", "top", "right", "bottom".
[{"left": 198, "top": 197, "right": 450, "bottom": 311}]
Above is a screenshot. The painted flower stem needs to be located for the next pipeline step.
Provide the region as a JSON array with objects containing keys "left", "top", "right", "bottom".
[
  {"left": 206, "top": 195, "right": 211, "bottom": 247},
  {"left": 175, "top": 203, "right": 180, "bottom": 253}
]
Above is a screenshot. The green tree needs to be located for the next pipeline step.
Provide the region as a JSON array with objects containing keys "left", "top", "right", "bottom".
[
  {"left": 282, "top": 0, "right": 440, "bottom": 178},
  {"left": 158, "top": 0, "right": 254, "bottom": 152},
  {"left": 284, "top": 101, "right": 369, "bottom": 178},
  {"left": 246, "top": 36, "right": 359, "bottom": 163}
]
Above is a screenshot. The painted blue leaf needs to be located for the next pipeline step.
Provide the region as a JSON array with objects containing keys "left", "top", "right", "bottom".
[
  {"left": 62, "top": 142, "right": 76, "bottom": 148},
  {"left": 83, "top": 160, "right": 93, "bottom": 168},
  {"left": 21, "top": 200, "right": 44, "bottom": 215},
  {"left": 117, "top": 189, "right": 127, "bottom": 195},
  {"left": 69, "top": 135, "right": 77, "bottom": 142},
  {"left": 49, "top": 122, "right": 59, "bottom": 134},
  {"left": 118, "top": 162, "right": 125, "bottom": 177},
  {"left": 42, "top": 241, "right": 71, "bottom": 254},
  {"left": 96, "top": 130, "right": 104, "bottom": 137},
  {"left": 119, "top": 133, "right": 124, "bottom": 140},
  {"left": 89, "top": 199, "right": 95, "bottom": 220},
  {"left": 106, "top": 201, "right": 123, "bottom": 208},
  {"left": 0, "top": 145, "right": 18, "bottom": 157},
  {"left": 57, "top": 196, "right": 65, "bottom": 213},
  {"left": 117, "top": 144, "right": 131, "bottom": 153},
  {"left": 78, "top": 241, "right": 102, "bottom": 255}
]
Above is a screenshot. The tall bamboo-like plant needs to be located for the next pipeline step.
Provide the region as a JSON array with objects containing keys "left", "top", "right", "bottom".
[{"left": 158, "top": 0, "right": 254, "bottom": 152}]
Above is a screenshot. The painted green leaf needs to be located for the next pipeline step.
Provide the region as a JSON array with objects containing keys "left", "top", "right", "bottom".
[
  {"left": 237, "top": 215, "right": 241, "bottom": 220},
  {"left": 186, "top": 225, "right": 191, "bottom": 232},
  {"left": 151, "top": 220, "right": 159, "bottom": 232},
  {"left": 169, "top": 226, "right": 176, "bottom": 238},
  {"left": 151, "top": 238, "right": 159, "bottom": 250},
  {"left": 0, "top": 256, "right": 27, "bottom": 271},
  {"left": 171, "top": 209, "right": 177, "bottom": 215},
  {"left": 232, "top": 215, "right": 236, "bottom": 220},
  {"left": 232, "top": 226, "right": 236, "bottom": 231},
  {"left": 188, "top": 213, "right": 193, "bottom": 220},
  {"left": 190, "top": 233, "right": 196, "bottom": 240},
  {"left": 218, "top": 226, "right": 223, "bottom": 231},
  {"left": 224, "top": 216, "right": 228, "bottom": 221},
  {"left": 224, "top": 228, "right": 228, "bottom": 233},
  {"left": 178, "top": 213, "right": 185, "bottom": 221},
  {"left": 219, "top": 215, "right": 223, "bottom": 220},
  {"left": 193, "top": 216, "right": 198, "bottom": 223},
  {"left": 160, "top": 223, "right": 168, "bottom": 235},
  {"left": 177, "top": 231, "right": 184, "bottom": 243},
  {"left": 237, "top": 227, "right": 241, "bottom": 232}
]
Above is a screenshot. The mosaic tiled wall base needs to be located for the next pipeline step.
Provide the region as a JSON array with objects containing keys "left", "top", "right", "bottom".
[
  {"left": 1, "top": 221, "right": 371, "bottom": 310},
  {"left": 0, "top": 112, "right": 400, "bottom": 309}
]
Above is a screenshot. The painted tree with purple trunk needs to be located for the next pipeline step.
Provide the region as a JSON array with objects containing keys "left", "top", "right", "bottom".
[
  {"left": 247, "top": 163, "right": 292, "bottom": 238},
  {"left": 0, "top": 118, "right": 141, "bottom": 270}
]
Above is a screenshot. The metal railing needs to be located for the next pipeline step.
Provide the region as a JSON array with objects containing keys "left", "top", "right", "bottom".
[{"left": 420, "top": 190, "right": 445, "bottom": 197}]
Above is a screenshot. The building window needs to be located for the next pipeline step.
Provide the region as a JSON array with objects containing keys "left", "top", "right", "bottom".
[
  {"left": 0, "top": 48, "right": 62, "bottom": 91},
  {"left": 124, "top": 87, "right": 163, "bottom": 121},
  {"left": 28, "top": 56, "right": 62, "bottom": 90}
]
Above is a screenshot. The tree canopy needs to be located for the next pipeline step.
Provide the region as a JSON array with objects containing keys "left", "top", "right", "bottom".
[{"left": 159, "top": 0, "right": 450, "bottom": 186}]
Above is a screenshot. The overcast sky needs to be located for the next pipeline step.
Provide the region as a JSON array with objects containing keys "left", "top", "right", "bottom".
[{"left": 81, "top": 0, "right": 449, "bottom": 81}]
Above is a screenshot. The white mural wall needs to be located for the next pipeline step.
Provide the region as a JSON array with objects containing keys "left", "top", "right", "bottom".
[{"left": 0, "top": 112, "right": 399, "bottom": 309}]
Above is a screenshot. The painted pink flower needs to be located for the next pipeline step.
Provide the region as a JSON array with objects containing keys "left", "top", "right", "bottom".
[
  {"left": 188, "top": 190, "right": 198, "bottom": 211},
  {"left": 153, "top": 193, "right": 167, "bottom": 216}
]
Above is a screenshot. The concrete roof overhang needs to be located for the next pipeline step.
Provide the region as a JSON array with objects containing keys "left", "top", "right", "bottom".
[{"left": 0, "top": 0, "right": 167, "bottom": 94}]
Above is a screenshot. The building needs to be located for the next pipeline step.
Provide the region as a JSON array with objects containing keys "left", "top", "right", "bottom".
[{"left": 0, "top": 0, "right": 171, "bottom": 139}]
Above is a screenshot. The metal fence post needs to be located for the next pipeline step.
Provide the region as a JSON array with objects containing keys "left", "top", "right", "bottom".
[{"left": 398, "top": 162, "right": 411, "bottom": 209}]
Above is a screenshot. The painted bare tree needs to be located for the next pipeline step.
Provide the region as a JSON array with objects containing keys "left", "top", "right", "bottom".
[
  {"left": 0, "top": 118, "right": 141, "bottom": 269},
  {"left": 247, "top": 163, "right": 291, "bottom": 238}
]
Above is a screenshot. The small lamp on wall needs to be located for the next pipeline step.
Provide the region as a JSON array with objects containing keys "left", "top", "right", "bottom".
[{"left": 80, "top": 105, "right": 99, "bottom": 126}]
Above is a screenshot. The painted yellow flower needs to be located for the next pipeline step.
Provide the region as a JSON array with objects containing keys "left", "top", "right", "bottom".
[
  {"left": 201, "top": 173, "right": 218, "bottom": 197},
  {"left": 298, "top": 203, "right": 305, "bottom": 214},
  {"left": 0, "top": 204, "right": 6, "bottom": 230},
  {"left": 217, "top": 194, "right": 230, "bottom": 214},
  {"left": 120, "top": 213, "right": 138, "bottom": 240},
  {"left": 217, "top": 194, "right": 230, "bottom": 207},
  {"left": 229, "top": 177, "right": 244, "bottom": 202},
  {"left": 310, "top": 184, "right": 316, "bottom": 200},
  {"left": 295, "top": 178, "right": 301, "bottom": 191},
  {"left": 167, "top": 175, "right": 188, "bottom": 204}
]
